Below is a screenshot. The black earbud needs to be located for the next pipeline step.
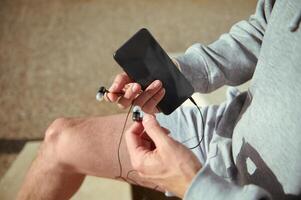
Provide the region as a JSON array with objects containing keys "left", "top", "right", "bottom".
[
  {"left": 96, "top": 86, "right": 110, "bottom": 102},
  {"left": 96, "top": 86, "right": 125, "bottom": 102},
  {"left": 132, "top": 106, "right": 143, "bottom": 122}
]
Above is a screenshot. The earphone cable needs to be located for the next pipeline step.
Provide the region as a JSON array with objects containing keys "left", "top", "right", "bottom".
[
  {"left": 115, "top": 97, "right": 204, "bottom": 188},
  {"left": 188, "top": 97, "right": 205, "bottom": 150},
  {"left": 115, "top": 104, "right": 133, "bottom": 181}
]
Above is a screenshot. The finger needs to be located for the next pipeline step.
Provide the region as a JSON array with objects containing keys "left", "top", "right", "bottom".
[
  {"left": 142, "top": 88, "right": 165, "bottom": 113},
  {"left": 110, "top": 73, "right": 132, "bottom": 92},
  {"left": 106, "top": 73, "right": 132, "bottom": 102},
  {"left": 142, "top": 114, "right": 171, "bottom": 147},
  {"left": 104, "top": 84, "right": 130, "bottom": 103},
  {"left": 139, "top": 125, "right": 170, "bottom": 148},
  {"left": 125, "top": 122, "right": 148, "bottom": 154},
  {"left": 125, "top": 122, "right": 152, "bottom": 167},
  {"left": 134, "top": 80, "right": 162, "bottom": 111},
  {"left": 161, "top": 126, "right": 171, "bottom": 136},
  {"left": 117, "top": 83, "right": 141, "bottom": 109}
]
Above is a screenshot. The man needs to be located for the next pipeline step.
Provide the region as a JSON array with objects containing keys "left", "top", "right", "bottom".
[{"left": 18, "top": 0, "right": 301, "bottom": 199}]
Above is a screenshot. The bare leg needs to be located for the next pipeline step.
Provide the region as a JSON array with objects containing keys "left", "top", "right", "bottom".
[{"left": 17, "top": 114, "right": 158, "bottom": 200}]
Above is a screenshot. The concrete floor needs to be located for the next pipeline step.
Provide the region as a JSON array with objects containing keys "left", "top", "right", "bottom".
[{"left": 0, "top": 0, "right": 256, "bottom": 198}]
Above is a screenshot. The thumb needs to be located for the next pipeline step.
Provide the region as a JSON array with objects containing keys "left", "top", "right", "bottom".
[{"left": 142, "top": 114, "right": 171, "bottom": 146}]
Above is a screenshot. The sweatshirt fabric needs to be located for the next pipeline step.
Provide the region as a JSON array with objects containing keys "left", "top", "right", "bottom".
[{"left": 175, "top": 0, "right": 301, "bottom": 199}]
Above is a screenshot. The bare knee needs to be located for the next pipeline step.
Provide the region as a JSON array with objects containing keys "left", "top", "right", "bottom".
[
  {"left": 44, "top": 118, "right": 71, "bottom": 143},
  {"left": 39, "top": 118, "right": 75, "bottom": 166}
]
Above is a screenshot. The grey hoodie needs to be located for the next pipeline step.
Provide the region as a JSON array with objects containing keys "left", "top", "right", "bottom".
[{"left": 176, "top": 0, "right": 301, "bottom": 199}]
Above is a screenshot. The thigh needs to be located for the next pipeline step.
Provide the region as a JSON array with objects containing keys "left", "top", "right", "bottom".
[
  {"left": 156, "top": 104, "right": 227, "bottom": 165},
  {"left": 57, "top": 104, "right": 225, "bottom": 190},
  {"left": 156, "top": 88, "right": 241, "bottom": 165},
  {"left": 56, "top": 113, "right": 159, "bottom": 189}
]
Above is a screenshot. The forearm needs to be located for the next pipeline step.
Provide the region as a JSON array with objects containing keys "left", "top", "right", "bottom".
[{"left": 177, "top": 0, "right": 274, "bottom": 93}]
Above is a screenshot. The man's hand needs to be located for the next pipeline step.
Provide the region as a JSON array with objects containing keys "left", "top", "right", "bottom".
[
  {"left": 125, "top": 114, "right": 202, "bottom": 198},
  {"left": 105, "top": 72, "right": 165, "bottom": 114}
]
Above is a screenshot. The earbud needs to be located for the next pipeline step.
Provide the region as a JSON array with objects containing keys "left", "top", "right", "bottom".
[
  {"left": 132, "top": 106, "right": 143, "bottom": 122},
  {"left": 96, "top": 86, "right": 125, "bottom": 102},
  {"left": 96, "top": 86, "right": 109, "bottom": 102}
]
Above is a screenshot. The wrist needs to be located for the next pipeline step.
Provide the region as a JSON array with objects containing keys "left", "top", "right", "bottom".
[
  {"left": 181, "top": 163, "right": 202, "bottom": 197},
  {"left": 167, "top": 161, "right": 201, "bottom": 198}
]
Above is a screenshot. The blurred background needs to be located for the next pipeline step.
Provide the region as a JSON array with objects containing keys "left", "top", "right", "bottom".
[{"left": 0, "top": 0, "right": 256, "bottom": 199}]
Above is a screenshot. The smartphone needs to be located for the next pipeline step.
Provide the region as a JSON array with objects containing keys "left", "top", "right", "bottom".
[{"left": 113, "top": 28, "right": 194, "bottom": 115}]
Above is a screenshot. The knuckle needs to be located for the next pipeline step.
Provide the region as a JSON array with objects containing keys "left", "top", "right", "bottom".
[
  {"left": 137, "top": 90, "right": 153, "bottom": 104},
  {"left": 115, "top": 73, "right": 123, "bottom": 81},
  {"left": 124, "top": 87, "right": 134, "bottom": 99},
  {"left": 119, "top": 73, "right": 129, "bottom": 82},
  {"left": 114, "top": 76, "right": 124, "bottom": 86},
  {"left": 142, "top": 97, "right": 160, "bottom": 113},
  {"left": 121, "top": 71, "right": 128, "bottom": 76},
  {"left": 145, "top": 89, "right": 155, "bottom": 97},
  {"left": 141, "top": 105, "right": 152, "bottom": 114},
  {"left": 150, "top": 95, "right": 161, "bottom": 103},
  {"left": 137, "top": 172, "right": 147, "bottom": 179},
  {"left": 132, "top": 160, "right": 143, "bottom": 172}
]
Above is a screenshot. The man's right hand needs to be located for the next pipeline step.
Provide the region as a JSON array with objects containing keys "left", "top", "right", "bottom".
[{"left": 105, "top": 72, "right": 165, "bottom": 114}]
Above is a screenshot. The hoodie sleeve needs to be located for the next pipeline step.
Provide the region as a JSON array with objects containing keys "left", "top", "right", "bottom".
[
  {"left": 176, "top": 0, "right": 275, "bottom": 93},
  {"left": 184, "top": 164, "right": 272, "bottom": 200}
]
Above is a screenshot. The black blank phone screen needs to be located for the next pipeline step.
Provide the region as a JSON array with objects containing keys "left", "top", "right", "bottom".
[{"left": 113, "top": 28, "right": 194, "bottom": 115}]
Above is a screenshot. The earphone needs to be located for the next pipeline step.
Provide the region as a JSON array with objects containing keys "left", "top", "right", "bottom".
[
  {"left": 96, "top": 86, "right": 125, "bottom": 101},
  {"left": 96, "top": 86, "right": 109, "bottom": 102},
  {"left": 132, "top": 106, "right": 143, "bottom": 122},
  {"left": 96, "top": 86, "right": 143, "bottom": 122}
]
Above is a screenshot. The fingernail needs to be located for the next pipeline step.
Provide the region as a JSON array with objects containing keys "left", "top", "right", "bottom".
[
  {"left": 131, "top": 83, "right": 140, "bottom": 92},
  {"left": 152, "top": 80, "right": 162, "bottom": 88}
]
